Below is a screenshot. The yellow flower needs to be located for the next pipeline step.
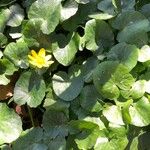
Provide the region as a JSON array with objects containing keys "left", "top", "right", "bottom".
[{"left": 28, "top": 48, "right": 54, "bottom": 68}]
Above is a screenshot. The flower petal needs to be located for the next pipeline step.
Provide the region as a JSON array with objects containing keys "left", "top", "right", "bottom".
[
  {"left": 28, "top": 55, "right": 35, "bottom": 61},
  {"left": 47, "top": 60, "right": 54, "bottom": 65},
  {"left": 29, "top": 60, "right": 37, "bottom": 66},
  {"left": 38, "top": 48, "right": 46, "bottom": 57},
  {"left": 45, "top": 55, "right": 52, "bottom": 61},
  {"left": 31, "top": 50, "right": 38, "bottom": 57},
  {"left": 36, "top": 64, "right": 43, "bottom": 68}
]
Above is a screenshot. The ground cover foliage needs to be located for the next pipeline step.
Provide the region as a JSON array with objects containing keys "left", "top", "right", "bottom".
[{"left": 0, "top": 0, "right": 150, "bottom": 149}]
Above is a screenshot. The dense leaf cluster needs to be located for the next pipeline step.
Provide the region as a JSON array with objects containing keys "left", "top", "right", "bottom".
[{"left": 0, "top": 0, "right": 150, "bottom": 149}]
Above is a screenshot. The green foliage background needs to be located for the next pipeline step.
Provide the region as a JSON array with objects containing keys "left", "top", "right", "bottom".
[{"left": 0, "top": 0, "right": 150, "bottom": 149}]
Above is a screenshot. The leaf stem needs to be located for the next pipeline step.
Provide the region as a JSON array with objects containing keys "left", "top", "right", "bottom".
[{"left": 27, "top": 105, "right": 35, "bottom": 127}]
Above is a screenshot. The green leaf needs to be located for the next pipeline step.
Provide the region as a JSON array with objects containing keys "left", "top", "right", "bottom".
[
  {"left": 93, "top": 61, "right": 120, "bottom": 99},
  {"left": 28, "top": 0, "right": 61, "bottom": 34},
  {"left": 81, "top": 56, "right": 99, "bottom": 83},
  {"left": 2, "top": 58, "right": 18, "bottom": 76},
  {"left": 112, "top": 0, "right": 121, "bottom": 11},
  {"left": 130, "top": 80, "right": 146, "bottom": 99},
  {"left": 70, "top": 98, "right": 89, "bottom": 119},
  {"left": 52, "top": 65, "right": 84, "bottom": 101},
  {"left": 84, "top": 19, "right": 114, "bottom": 51},
  {"left": 12, "top": 127, "right": 44, "bottom": 150},
  {"left": 26, "top": 143, "right": 48, "bottom": 150},
  {"left": 68, "top": 120, "right": 98, "bottom": 134},
  {"left": 43, "top": 107, "right": 68, "bottom": 138},
  {"left": 0, "top": 9, "right": 10, "bottom": 32},
  {"left": 111, "top": 65, "right": 135, "bottom": 90},
  {"left": 53, "top": 34, "right": 79, "bottom": 66},
  {"left": 61, "top": 0, "right": 78, "bottom": 21},
  {"left": 43, "top": 88, "right": 70, "bottom": 111},
  {"left": 103, "top": 105, "right": 125, "bottom": 125},
  {"left": 6, "top": 4, "right": 24, "bottom": 27},
  {"left": 93, "top": 61, "right": 135, "bottom": 99},
  {"left": 47, "top": 137, "right": 66, "bottom": 150},
  {"left": 138, "top": 132, "right": 150, "bottom": 150},
  {"left": 0, "top": 59, "right": 6, "bottom": 74},
  {"left": 129, "top": 136, "right": 138, "bottom": 150},
  {"left": 68, "top": 120, "right": 99, "bottom": 150},
  {"left": 75, "top": 126, "right": 99, "bottom": 150},
  {"left": 108, "top": 137, "right": 128, "bottom": 150},
  {"left": 140, "top": 70, "right": 150, "bottom": 94},
  {"left": 4, "top": 39, "right": 29, "bottom": 68},
  {"left": 14, "top": 71, "right": 46, "bottom": 107},
  {"left": 89, "top": 13, "right": 114, "bottom": 20},
  {"left": 0, "top": 5, "right": 24, "bottom": 33},
  {"left": 83, "top": 117, "right": 106, "bottom": 130},
  {"left": 141, "top": 4, "right": 150, "bottom": 19},
  {"left": 0, "top": 74, "right": 10, "bottom": 85},
  {"left": 97, "top": 0, "right": 116, "bottom": 16},
  {"left": 94, "top": 126, "right": 128, "bottom": 150},
  {"left": 0, "top": 50, "right": 3, "bottom": 58},
  {"left": 79, "top": 85, "right": 102, "bottom": 113},
  {"left": 94, "top": 136, "right": 112, "bottom": 150},
  {"left": 0, "top": 58, "right": 17, "bottom": 85},
  {"left": 119, "top": 0, "right": 135, "bottom": 10},
  {"left": 129, "top": 97, "right": 150, "bottom": 127},
  {"left": 0, "top": 144, "right": 11, "bottom": 150},
  {"left": 138, "top": 45, "right": 150, "bottom": 62},
  {"left": 0, "top": 103, "right": 22, "bottom": 145},
  {"left": 117, "top": 19, "right": 150, "bottom": 46},
  {"left": 107, "top": 42, "right": 138, "bottom": 71},
  {"left": 22, "top": 19, "right": 53, "bottom": 49},
  {"left": 112, "top": 11, "right": 146, "bottom": 30},
  {"left": 75, "top": 0, "right": 90, "bottom": 4},
  {"left": 62, "top": 2, "right": 97, "bottom": 31},
  {"left": 0, "top": 0, "right": 16, "bottom": 7},
  {"left": 0, "top": 33, "right": 7, "bottom": 48}
]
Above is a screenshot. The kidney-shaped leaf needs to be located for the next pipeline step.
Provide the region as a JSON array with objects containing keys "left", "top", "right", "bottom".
[
  {"left": 93, "top": 61, "right": 120, "bottom": 99},
  {"left": 0, "top": 0, "right": 16, "bottom": 7},
  {"left": 7, "top": 4, "right": 24, "bottom": 27},
  {"left": 14, "top": 71, "right": 46, "bottom": 107},
  {"left": 117, "top": 19, "right": 150, "bottom": 46},
  {"left": 12, "top": 127, "right": 44, "bottom": 150},
  {"left": 129, "top": 97, "right": 150, "bottom": 127},
  {"left": 79, "top": 85, "right": 102, "bottom": 113},
  {"left": 84, "top": 19, "right": 114, "bottom": 51},
  {"left": 53, "top": 34, "right": 79, "bottom": 66},
  {"left": 107, "top": 42, "right": 138, "bottom": 71},
  {"left": 61, "top": 0, "right": 78, "bottom": 21},
  {"left": 0, "top": 103, "right": 22, "bottom": 145},
  {"left": 103, "top": 105, "right": 125, "bottom": 125},
  {"left": 138, "top": 45, "right": 150, "bottom": 62},
  {"left": 52, "top": 65, "right": 84, "bottom": 101},
  {"left": 4, "top": 39, "right": 29, "bottom": 68},
  {"left": 28, "top": 0, "right": 61, "bottom": 34},
  {"left": 112, "top": 11, "right": 146, "bottom": 30}
]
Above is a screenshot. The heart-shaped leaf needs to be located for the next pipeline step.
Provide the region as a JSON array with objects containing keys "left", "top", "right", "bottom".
[
  {"left": 14, "top": 71, "right": 46, "bottom": 107},
  {"left": 28, "top": 0, "right": 61, "bottom": 34},
  {"left": 53, "top": 34, "right": 79, "bottom": 66},
  {"left": 117, "top": 19, "right": 150, "bottom": 46},
  {"left": 84, "top": 19, "right": 114, "bottom": 51},
  {"left": 4, "top": 39, "right": 29, "bottom": 68},
  {"left": 103, "top": 105, "right": 125, "bottom": 125},
  {"left": 12, "top": 127, "right": 44, "bottom": 150},
  {"left": 79, "top": 85, "right": 102, "bottom": 113},
  {"left": 107, "top": 42, "right": 138, "bottom": 71},
  {"left": 129, "top": 97, "right": 150, "bottom": 127},
  {"left": 52, "top": 65, "right": 84, "bottom": 101},
  {"left": 0, "top": 103, "right": 22, "bottom": 145}
]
